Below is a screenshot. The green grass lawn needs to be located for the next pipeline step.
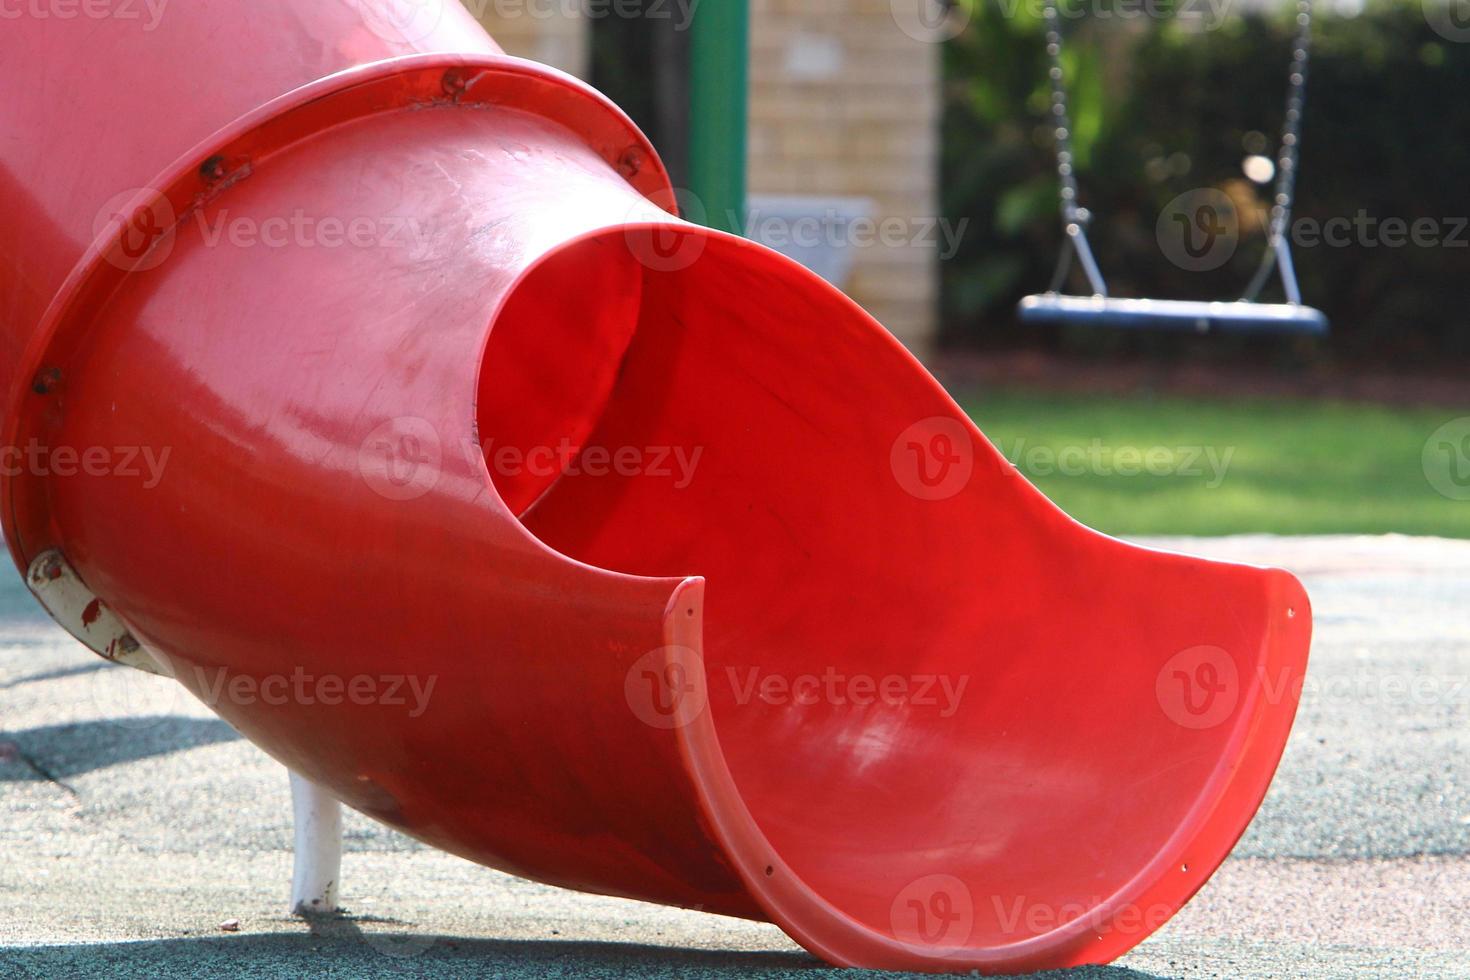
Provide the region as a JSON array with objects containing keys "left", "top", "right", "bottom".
[{"left": 959, "top": 388, "right": 1470, "bottom": 538}]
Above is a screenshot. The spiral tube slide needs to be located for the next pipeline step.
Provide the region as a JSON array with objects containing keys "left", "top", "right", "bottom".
[{"left": 0, "top": 2, "right": 1310, "bottom": 972}]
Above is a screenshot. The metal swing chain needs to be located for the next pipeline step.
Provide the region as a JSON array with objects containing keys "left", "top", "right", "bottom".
[
  {"left": 1243, "top": 0, "right": 1315, "bottom": 303},
  {"left": 1042, "top": 0, "right": 1108, "bottom": 296},
  {"left": 1041, "top": 0, "right": 1316, "bottom": 303},
  {"left": 1043, "top": 0, "right": 1080, "bottom": 226}
]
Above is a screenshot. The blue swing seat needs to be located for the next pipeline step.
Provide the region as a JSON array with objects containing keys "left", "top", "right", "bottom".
[{"left": 1017, "top": 294, "right": 1329, "bottom": 335}]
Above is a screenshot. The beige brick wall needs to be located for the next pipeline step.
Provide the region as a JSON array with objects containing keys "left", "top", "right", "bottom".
[
  {"left": 749, "top": 0, "right": 942, "bottom": 356},
  {"left": 459, "top": 0, "right": 942, "bottom": 355},
  {"left": 461, "top": 0, "right": 589, "bottom": 78}
]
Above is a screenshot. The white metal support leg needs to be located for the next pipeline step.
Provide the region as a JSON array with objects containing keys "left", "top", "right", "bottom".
[{"left": 289, "top": 771, "right": 343, "bottom": 915}]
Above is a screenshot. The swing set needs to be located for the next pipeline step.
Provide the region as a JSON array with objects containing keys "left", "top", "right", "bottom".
[{"left": 1018, "top": 0, "right": 1329, "bottom": 335}]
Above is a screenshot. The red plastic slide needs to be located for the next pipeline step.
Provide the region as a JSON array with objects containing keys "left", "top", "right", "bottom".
[{"left": 0, "top": 2, "right": 1309, "bottom": 972}]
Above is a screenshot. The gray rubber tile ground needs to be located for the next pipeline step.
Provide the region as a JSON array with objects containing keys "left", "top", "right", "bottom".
[{"left": 1, "top": 535, "right": 1467, "bottom": 978}]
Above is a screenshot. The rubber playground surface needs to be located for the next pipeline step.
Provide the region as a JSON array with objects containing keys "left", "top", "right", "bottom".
[{"left": 1, "top": 535, "right": 1466, "bottom": 979}]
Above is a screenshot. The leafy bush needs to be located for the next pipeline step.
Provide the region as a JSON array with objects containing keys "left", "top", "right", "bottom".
[{"left": 941, "top": 0, "right": 1470, "bottom": 365}]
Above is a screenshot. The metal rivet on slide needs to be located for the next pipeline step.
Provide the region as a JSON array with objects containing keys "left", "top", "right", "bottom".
[
  {"left": 32, "top": 366, "right": 62, "bottom": 395},
  {"left": 200, "top": 155, "right": 228, "bottom": 182}
]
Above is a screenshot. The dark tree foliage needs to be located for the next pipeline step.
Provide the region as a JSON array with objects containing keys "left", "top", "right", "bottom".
[{"left": 591, "top": 6, "right": 690, "bottom": 189}]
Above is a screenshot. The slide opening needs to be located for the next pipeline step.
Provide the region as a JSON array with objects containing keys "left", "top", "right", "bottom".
[{"left": 475, "top": 226, "right": 1272, "bottom": 955}]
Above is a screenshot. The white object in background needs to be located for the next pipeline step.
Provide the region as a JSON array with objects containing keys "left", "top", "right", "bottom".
[
  {"left": 290, "top": 771, "right": 343, "bottom": 915},
  {"left": 784, "top": 32, "right": 844, "bottom": 81},
  {"left": 745, "top": 195, "right": 873, "bottom": 290}
]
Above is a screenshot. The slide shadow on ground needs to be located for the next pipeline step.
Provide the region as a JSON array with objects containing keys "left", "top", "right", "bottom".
[
  {"left": 0, "top": 716, "right": 239, "bottom": 781},
  {"left": 0, "top": 924, "right": 1170, "bottom": 979}
]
